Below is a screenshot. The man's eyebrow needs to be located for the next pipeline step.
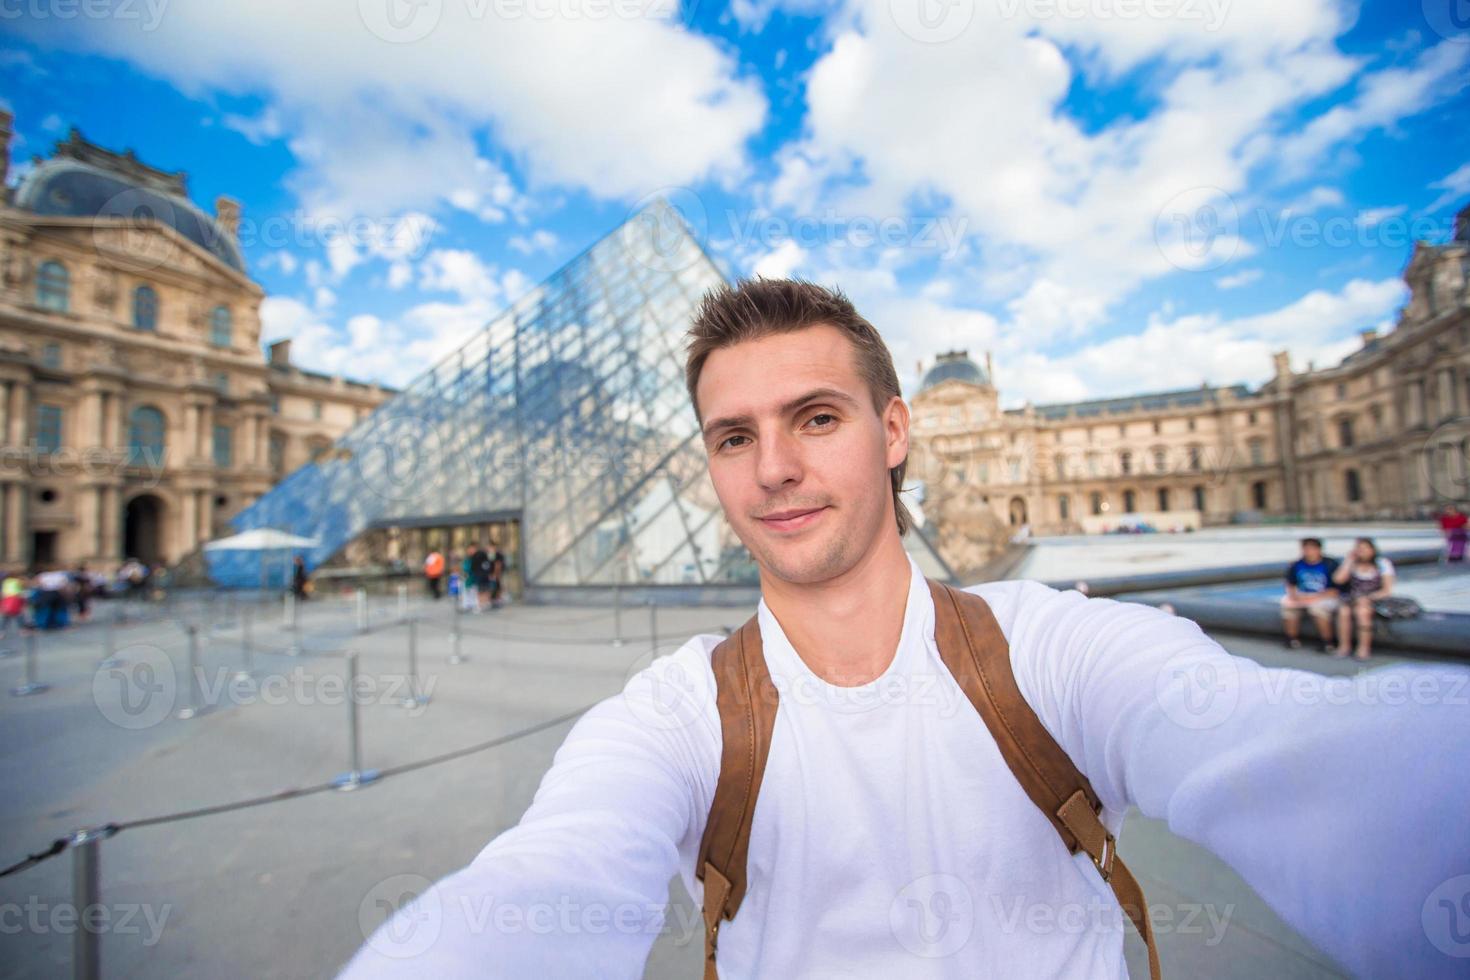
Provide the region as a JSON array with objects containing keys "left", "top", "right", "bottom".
[{"left": 700, "top": 386, "right": 862, "bottom": 440}]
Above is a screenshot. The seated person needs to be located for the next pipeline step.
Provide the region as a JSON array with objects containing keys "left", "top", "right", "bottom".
[{"left": 1280, "top": 537, "right": 1339, "bottom": 650}]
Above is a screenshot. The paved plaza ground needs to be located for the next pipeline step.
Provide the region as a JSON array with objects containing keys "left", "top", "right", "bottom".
[{"left": 0, "top": 587, "right": 1438, "bottom": 979}]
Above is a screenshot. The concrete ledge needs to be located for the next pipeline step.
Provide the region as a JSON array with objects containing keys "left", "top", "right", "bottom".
[
  {"left": 1124, "top": 593, "right": 1470, "bottom": 658},
  {"left": 1027, "top": 548, "right": 1444, "bottom": 597}
]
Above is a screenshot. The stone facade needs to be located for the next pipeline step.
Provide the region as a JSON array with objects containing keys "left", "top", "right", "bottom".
[
  {"left": 0, "top": 115, "right": 393, "bottom": 569},
  {"left": 909, "top": 206, "right": 1470, "bottom": 576}
]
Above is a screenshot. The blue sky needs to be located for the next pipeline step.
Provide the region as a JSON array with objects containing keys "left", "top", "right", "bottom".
[{"left": 3, "top": 0, "right": 1467, "bottom": 406}]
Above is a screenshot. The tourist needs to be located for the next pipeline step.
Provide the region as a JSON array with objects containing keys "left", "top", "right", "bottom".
[
  {"left": 34, "top": 566, "right": 72, "bottom": 630},
  {"left": 423, "top": 549, "right": 445, "bottom": 599},
  {"left": 471, "top": 543, "right": 495, "bottom": 612},
  {"left": 487, "top": 538, "right": 506, "bottom": 608},
  {"left": 343, "top": 279, "right": 1468, "bottom": 980},
  {"left": 291, "top": 555, "right": 310, "bottom": 602},
  {"left": 71, "top": 561, "right": 93, "bottom": 623},
  {"left": 1439, "top": 503, "right": 1467, "bottom": 563},
  {"left": 1279, "top": 537, "right": 1338, "bottom": 651},
  {"left": 1, "top": 568, "right": 27, "bottom": 638},
  {"left": 1331, "top": 536, "right": 1395, "bottom": 661}
]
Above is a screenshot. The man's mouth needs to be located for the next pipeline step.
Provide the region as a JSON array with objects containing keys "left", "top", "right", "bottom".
[{"left": 757, "top": 506, "right": 829, "bottom": 533}]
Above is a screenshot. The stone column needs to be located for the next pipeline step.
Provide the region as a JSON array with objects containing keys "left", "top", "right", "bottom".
[
  {"left": 77, "top": 486, "right": 101, "bottom": 560},
  {"left": 0, "top": 380, "right": 10, "bottom": 446},
  {"left": 183, "top": 404, "right": 199, "bottom": 464},
  {"left": 100, "top": 485, "right": 121, "bottom": 561},
  {"left": 3, "top": 480, "right": 25, "bottom": 564},
  {"left": 197, "top": 490, "right": 212, "bottom": 544},
  {"left": 198, "top": 403, "right": 213, "bottom": 460},
  {"left": 180, "top": 491, "right": 198, "bottom": 555},
  {"left": 9, "top": 381, "right": 30, "bottom": 449}
]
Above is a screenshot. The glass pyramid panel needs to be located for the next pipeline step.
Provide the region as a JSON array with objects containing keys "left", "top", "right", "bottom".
[{"left": 209, "top": 201, "right": 749, "bottom": 588}]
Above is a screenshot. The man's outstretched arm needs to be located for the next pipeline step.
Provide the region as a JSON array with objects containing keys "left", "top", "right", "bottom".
[
  {"left": 338, "top": 644, "right": 719, "bottom": 978},
  {"left": 995, "top": 580, "right": 1470, "bottom": 979}
]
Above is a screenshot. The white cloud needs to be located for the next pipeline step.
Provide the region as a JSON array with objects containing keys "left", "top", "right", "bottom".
[
  {"left": 1426, "top": 162, "right": 1470, "bottom": 213},
  {"left": 1215, "top": 269, "right": 1263, "bottom": 290},
  {"left": 1282, "top": 185, "right": 1345, "bottom": 216},
  {"left": 996, "top": 277, "right": 1406, "bottom": 407},
  {"left": 1354, "top": 205, "right": 1406, "bottom": 229},
  {"left": 752, "top": 239, "right": 809, "bottom": 279},
  {"left": 22, "top": 4, "right": 766, "bottom": 217},
  {"left": 508, "top": 229, "right": 559, "bottom": 255}
]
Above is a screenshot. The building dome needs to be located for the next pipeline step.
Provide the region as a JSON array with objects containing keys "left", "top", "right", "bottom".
[
  {"left": 920, "top": 350, "right": 989, "bottom": 391},
  {"left": 15, "top": 154, "right": 245, "bottom": 273}
]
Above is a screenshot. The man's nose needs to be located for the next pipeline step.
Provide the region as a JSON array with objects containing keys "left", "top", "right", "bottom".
[{"left": 755, "top": 429, "right": 803, "bottom": 492}]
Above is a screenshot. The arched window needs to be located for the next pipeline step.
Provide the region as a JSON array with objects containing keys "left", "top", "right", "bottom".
[
  {"left": 1090, "top": 492, "right": 1104, "bottom": 516},
  {"left": 127, "top": 406, "right": 166, "bottom": 466},
  {"left": 133, "top": 285, "right": 159, "bottom": 331},
  {"left": 1119, "top": 451, "right": 1132, "bottom": 475},
  {"left": 1058, "top": 495, "right": 1070, "bottom": 521},
  {"left": 1123, "top": 489, "right": 1137, "bottom": 513},
  {"left": 36, "top": 260, "right": 69, "bottom": 311},
  {"left": 1251, "top": 480, "right": 1268, "bottom": 509},
  {"left": 1345, "top": 469, "right": 1362, "bottom": 503},
  {"left": 1192, "top": 485, "right": 1207, "bottom": 512},
  {"left": 210, "top": 305, "right": 231, "bottom": 347},
  {"left": 1157, "top": 488, "right": 1170, "bottom": 512}
]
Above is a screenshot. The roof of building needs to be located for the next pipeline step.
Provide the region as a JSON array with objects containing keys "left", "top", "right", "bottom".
[
  {"left": 14, "top": 129, "right": 245, "bottom": 272},
  {"left": 920, "top": 350, "right": 989, "bottom": 391},
  {"left": 1023, "top": 383, "right": 1256, "bottom": 420}
]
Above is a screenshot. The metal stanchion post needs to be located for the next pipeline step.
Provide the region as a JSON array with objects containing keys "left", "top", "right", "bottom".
[
  {"left": 612, "top": 583, "right": 624, "bottom": 647},
  {"left": 71, "top": 827, "right": 107, "bottom": 980},
  {"left": 401, "top": 619, "right": 429, "bottom": 708},
  {"left": 235, "top": 605, "right": 257, "bottom": 682},
  {"left": 283, "top": 590, "right": 294, "bottom": 628},
  {"left": 175, "top": 625, "right": 208, "bottom": 719},
  {"left": 332, "top": 652, "right": 380, "bottom": 791},
  {"left": 397, "top": 583, "right": 407, "bottom": 622},
  {"left": 1, "top": 612, "right": 19, "bottom": 658},
  {"left": 448, "top": 600, "right": 466, "bottom": 665},
  {"left": 649, "top": 597, "right": 659, "bottom": 658},
  {"left": 10, "top": 631, "right": 49, "bottom": 696},
  {"left": 99, "top": 606, "right": 124, "bottom": 670},
  {"left": 356, "top": 588, "right": 368, "bottom": 633}
]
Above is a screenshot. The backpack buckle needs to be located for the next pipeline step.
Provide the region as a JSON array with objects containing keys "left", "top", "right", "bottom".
[{"left": 1093, "top": 831, "right": 1116, "bottom": 882}]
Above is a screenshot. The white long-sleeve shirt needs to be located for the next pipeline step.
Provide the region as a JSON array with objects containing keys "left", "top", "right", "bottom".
[{"left": 340, "top": 555, "right": 1470, "bottom": 978}]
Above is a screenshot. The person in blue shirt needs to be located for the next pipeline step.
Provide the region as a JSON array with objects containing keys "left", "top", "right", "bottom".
[{"left": 1280, "top": 537, "right": 1340, "bottom": 650}]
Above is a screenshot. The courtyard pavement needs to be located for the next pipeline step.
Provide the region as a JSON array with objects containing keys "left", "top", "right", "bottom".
[{"left": 0, "top": 588, "right": 1437, "bottom": 979}]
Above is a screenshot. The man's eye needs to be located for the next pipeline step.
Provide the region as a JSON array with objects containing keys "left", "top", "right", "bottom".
[
  {"left": 808, "top": 413, "right": 836, "bottom": 428},
  {"left": 718, "top": 435, "right": 749, "bottom": 450}
]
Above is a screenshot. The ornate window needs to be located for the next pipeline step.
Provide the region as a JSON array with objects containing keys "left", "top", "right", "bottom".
[
  {"left": 37, "top": 261, "right": 69, "bottom": 311},
  {"left": 133, "top": 285, "right": 159, "bottom": 330}
]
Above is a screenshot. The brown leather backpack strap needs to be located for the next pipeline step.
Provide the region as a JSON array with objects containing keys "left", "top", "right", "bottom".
[
  {"left": 927, "top": 579, "right": 1162, "bottom": 980},
  {"left": 696, "top": 614, "right": 778, "bottom": 979}
]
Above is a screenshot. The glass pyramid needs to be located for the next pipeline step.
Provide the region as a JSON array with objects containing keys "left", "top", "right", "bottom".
[{"left": 213, "top": 201, "right": 757, "bottom": 587}]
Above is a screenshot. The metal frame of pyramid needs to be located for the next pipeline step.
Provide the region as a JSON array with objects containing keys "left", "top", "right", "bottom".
[{"left": 213, "top": 201, "right": 758, "bottom": 588}]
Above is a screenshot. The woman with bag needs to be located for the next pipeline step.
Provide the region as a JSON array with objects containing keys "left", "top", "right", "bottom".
[{"left": 1331, "top": 537, "right": 1395, "bottom": 661}]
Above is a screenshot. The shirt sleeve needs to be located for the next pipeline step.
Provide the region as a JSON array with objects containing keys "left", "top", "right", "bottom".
[
  {"left": 1380, "top": 557, "right": 1396, "bottom": 578},
  {"left": 1283, "top": 562, "right": 1297, "bottom": 586},
  {"left": 337, "top": 642, "right": 720, "bottom": 979},
  {"left": 984, "top": 580, "right": 1470, "bottom": 980}
]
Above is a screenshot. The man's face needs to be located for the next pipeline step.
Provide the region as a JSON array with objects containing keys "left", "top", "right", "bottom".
[
  {"left": 1303, "top": 542, "right": 1322, "bottom": 563},
  {"left": 695, "top": 323, "right": 908, "bottom": 586}
]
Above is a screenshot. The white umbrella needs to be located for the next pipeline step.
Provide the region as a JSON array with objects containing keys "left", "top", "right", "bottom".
[
  {"left": 205, "top": 528, "right": 320, "bottom": 595},
  {"left": 204, "top": 528, "right": 320, "bottom": 551}
]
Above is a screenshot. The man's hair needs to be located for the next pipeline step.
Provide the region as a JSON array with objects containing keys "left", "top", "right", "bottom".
[
  {"left": 1301, "top": 537, "right": 1323, "bottom": 549},
  {"left": 684, "top": 278, "right": 912, "bottom": 535}
]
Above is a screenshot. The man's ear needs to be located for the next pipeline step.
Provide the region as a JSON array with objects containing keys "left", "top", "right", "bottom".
[{"left": 883, "top": 395, "right": 910, "bottom": 469}]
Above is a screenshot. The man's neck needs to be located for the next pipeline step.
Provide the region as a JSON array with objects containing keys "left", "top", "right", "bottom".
[{"left": 759, "top": 530, "right": 913, "bottom": 688}]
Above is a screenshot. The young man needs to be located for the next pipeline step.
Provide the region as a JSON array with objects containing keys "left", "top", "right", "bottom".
[
  {"left": 342, "top": 280, "right": 1469, "bottom": 979},
  {"left": 1280, "top": 537, "right": 1339, "bottom": 650}
]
